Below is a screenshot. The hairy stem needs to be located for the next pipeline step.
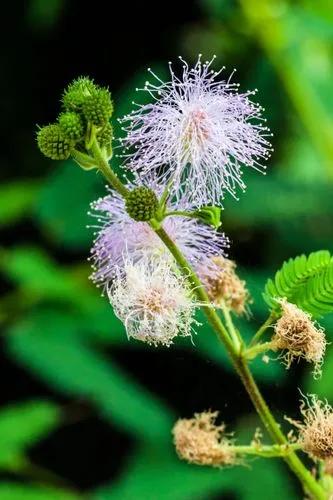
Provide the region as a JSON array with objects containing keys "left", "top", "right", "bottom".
[
  {"left": 220, "top": 301, "right": 243, "bottom": 352},
  {"left": 244, "top": 340, "right": 275, "bottom": 360},
  {"left": 90, "top": 143, "right": 327, "bottom": 499},
  {"left": 234, "top": 443, "right": 301, "bottom": 458},
  {"left": 152, "top": 226, "right": 326, "bottom": 500},
  {"left": 90, "top": 139, "right": 129, "bottom": 198}
]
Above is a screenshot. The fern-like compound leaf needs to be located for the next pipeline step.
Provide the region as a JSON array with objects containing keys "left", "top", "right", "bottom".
[{"left": 263, "top": 250, "right": 333, "bottom": 317}]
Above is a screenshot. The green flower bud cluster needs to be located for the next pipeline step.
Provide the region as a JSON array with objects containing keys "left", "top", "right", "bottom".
[
  {"left": 37, "top": 76, "right": 114, "bottom": 163},
  {"left": 125, "top": 187, "right": 159, "bottom": 221},
  {"left": 58, "top": 112, "right": 84, "bottom": 141},
  {"left": 37, "top": 124, "right": 73, "bottom": 160}
]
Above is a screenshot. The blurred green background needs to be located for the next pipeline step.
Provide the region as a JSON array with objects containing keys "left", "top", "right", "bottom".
[{"left": 1, "top": 0, "right": 333, "bottom": 498}]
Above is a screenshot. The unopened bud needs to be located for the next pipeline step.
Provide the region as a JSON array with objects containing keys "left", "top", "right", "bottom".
[
  {"left": 125, "top": 186, "right": 159, "bottom": 221},
  {"left": 62, "top": 76, "right": 97, "bottom": 111},
  {"left": 97, "top": 122, "right": 113, "bottom": 148},
  {"left": 37, "top": 124, "right": 73, "bottom": 160},
  {"left": 58, "top": 111, "right": 84, "bottom": 141},
  {"left": 82, "top": 88, "right": 113, "bottom": 127}
]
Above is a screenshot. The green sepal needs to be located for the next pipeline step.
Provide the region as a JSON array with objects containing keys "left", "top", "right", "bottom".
[
  {"left": 192, "top": 206, "right": 222, "bottom": 228},
  {"left": 72, "top": 149, "right": 97, "bottom": 171}
]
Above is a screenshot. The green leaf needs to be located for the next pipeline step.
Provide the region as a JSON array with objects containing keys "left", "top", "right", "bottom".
[
  {"left": 35, "top": 162, "right": 103, "bottom": 249},
  {"left": 6, "top": 310, "right": 173, "bottom": 442},
  {"left": 92, "top": 440, "right": 295, "bottom": 500},
  {"left": 0, "top": 483, "right": 79, "bottom": 500},
  {"left": 223, "top": 174, "right": 333, "bottom": 226},
  {"left": 0, "top": 246, "right": 128, "bottom": 344},
  {"left": 0, "top": 181, "right": 39, "bottom": 227},
  {"left": 0, "top": 401, "right": 59, "bottom": 470},
  {"left": 0, "top": 247, "right": 79, "bottom": 302},
  {"left": 306, "top": 347, "right": 333, "bottom": 399},
  {"left": 263, "top": 250, "right": 333, "bottom": 317}
]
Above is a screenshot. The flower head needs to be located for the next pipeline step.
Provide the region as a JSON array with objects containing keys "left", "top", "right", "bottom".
[
  {"left": 198, "top": 255, "right": 250, "bottom": 314},
  {"left": 272, "top": 299, "right": 326, "bottom": 376},
  {"left": 109, "top": 258, "right": 197, "bottom": 346},
  {"left": 89, "top": 185, "right": 229, "bottom": 291},
  {"left": 119, "top": 55, "right": 272, "bottom": 207},
  {"left": 172, "top": 411, "right": 235, "bottom": 467},
  {"left": 289, "top": 395, "right": 333, "bottom": 460}
]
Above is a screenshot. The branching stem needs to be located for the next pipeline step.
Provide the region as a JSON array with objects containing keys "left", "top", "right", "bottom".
[{"left": 89, "top": 142, "right": 327, "bottom": 500}]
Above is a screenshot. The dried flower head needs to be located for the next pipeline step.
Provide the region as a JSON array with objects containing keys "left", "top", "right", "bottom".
[
  {"left": 108, "top": 258, "right": 197, "bottom": 346},
  {"left": 89, "top": 186, "right": 228, "bottom": 291},
  {"left": 290, "top": 395, "right": 333, "bottom": 461},
  {"left": 198, "top": 256, "right": 250, "bottom": 314},
  {"left": 119, "top": 55, "right": 272, "bottom": 207},
  {"left": 172, "top": 411, "right": 235, "bottom": 467},
  {"left": 272, "top": 299, "right": 326, "bottom": 376}
]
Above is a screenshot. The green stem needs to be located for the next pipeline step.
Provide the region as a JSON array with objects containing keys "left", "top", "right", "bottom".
[
  {"left": 90, "top": 155, "right": 326, "bottom": 499},
  {"left": 90, "top": 139, "right": 129, "bottom": 198},
  {"left": 153, "top": 226, "right": 326, "bottom": 500},
  {"left": 234, "top": 443, "right": 301, "bottom": 458},
  {"left": 220, "top": 301, "right": 243, "bottom": 352},
  {"left": 245, "top": 341, "right": 275, "bottom": 360},
  {"left": 165, "top": 210, "right": 197, "bottom": 219},
  {"left": 250, "top": 312, "right": 276, "bottom": 347}
]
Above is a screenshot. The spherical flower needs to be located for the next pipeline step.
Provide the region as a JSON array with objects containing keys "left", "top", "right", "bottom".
[
  {"left": 89, "top": 185, "right": 229, "bottom": 291},
  {"left": 289, "top": 395, "right": 333, "bottom": 461},
  {"left": 272, "top": 299, "right": 326, "bottom": 377},
  {"left": 172, "top": 411, "right": 235, "bottom": 467},
  {"left": 109, "top": 258, "right": 197, "bottom": 346},
  {"left": 119, "top": 55, "right": 272, "bottom": 207}
]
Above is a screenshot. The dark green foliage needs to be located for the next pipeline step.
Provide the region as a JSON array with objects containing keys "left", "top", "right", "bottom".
[
  {"left": 0, "top": 401, "right": 59, "bottom": 469},
  {"left": 5, "top": 1, "right": 333, "bottom": 498},
  {"left": 264, "top": 251, "right": 333, "bottom": 317},
  {"left": 37, "top": 124, "right": 73, "bottom": 160},
  {"left": 125, "top": 186, "right": 159, "bottom": 221}
]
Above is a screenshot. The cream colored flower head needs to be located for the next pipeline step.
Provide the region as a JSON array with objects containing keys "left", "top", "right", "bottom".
[
  {"left": 198, "top": 255, "right": 250, "bottom": 315},
  {"left": 290, "top": 395, "right": 333, "bottom": 461},
  {"left": 109, "top": 257, "right": 198, "bottom": 346},
  {"left": 272, "top": 299, "right": 326, "bottom": 377},
  {"left": 172, "top": 411, "right": 235, "bottom": 467}
]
